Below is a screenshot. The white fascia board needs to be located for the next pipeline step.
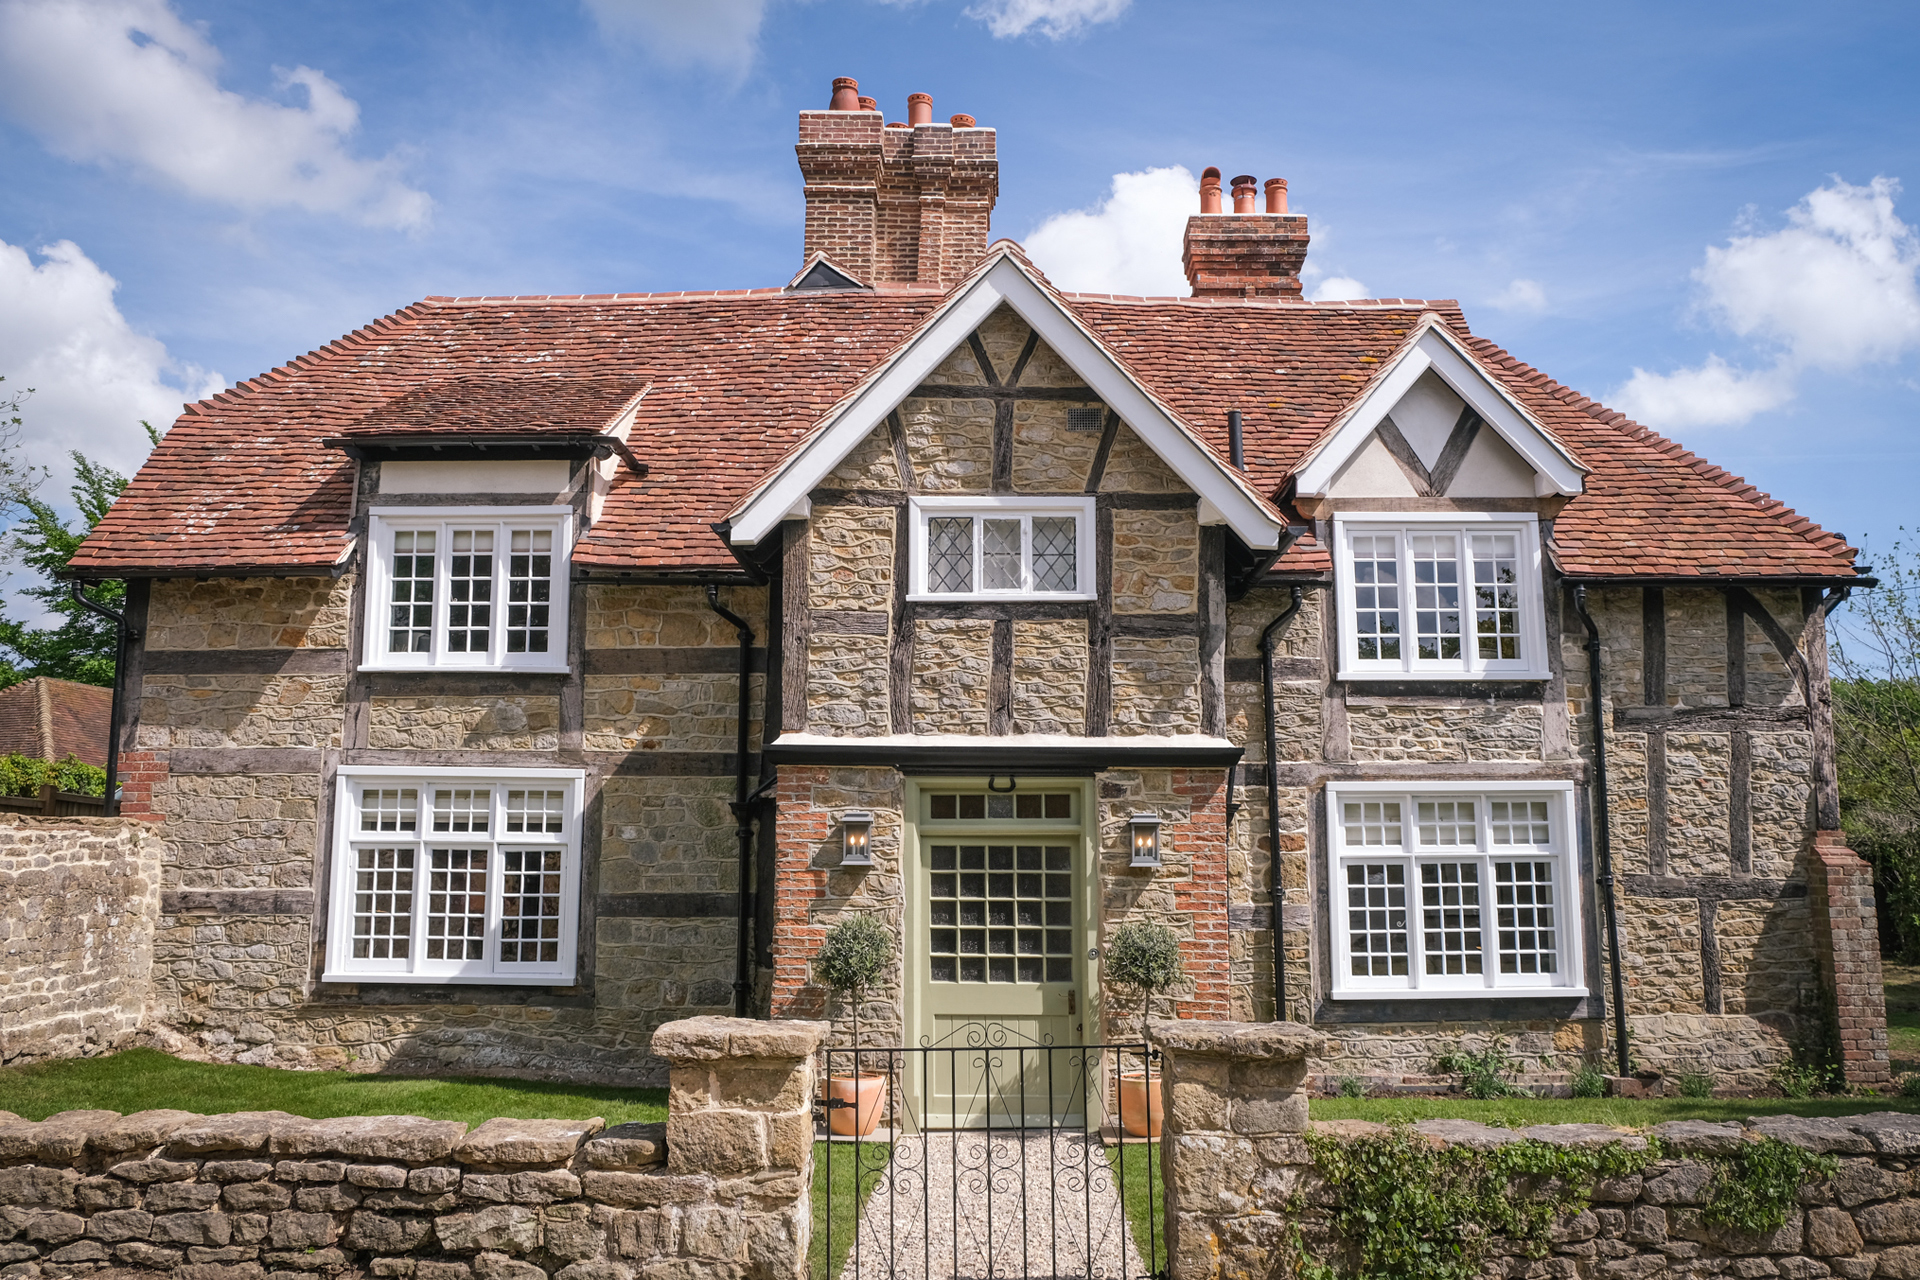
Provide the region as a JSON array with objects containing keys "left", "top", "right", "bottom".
[
  {"left": 1292, "top": 318, "right": 1586, "bottom": 498},
  {"left": 728, "top": 254, "right": 1285, "bottom": 549}
]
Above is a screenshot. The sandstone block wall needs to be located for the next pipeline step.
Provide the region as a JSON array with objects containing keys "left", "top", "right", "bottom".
[
  {"left": 0, "top": 1016, "right": 822, "bottom": 1280},
  {"left": 0, "top": 817, "right": 162, "bottom": 1066}
]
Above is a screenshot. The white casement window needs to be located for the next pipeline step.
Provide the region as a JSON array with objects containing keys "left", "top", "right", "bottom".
[
  {"left": 1326, "top": 781, "right": 1585, "bottom": 998},
  {"left": 363, "top": 508, "right": 572, "bottom": 671},
  {"left": 323, "top": 768, "right": 584, "bottom": 984},
  {"left": 907, "top": 497, "right": 1096, "bottom": 601},
  {"left": 1333, "top": 514, "right": 1548, "bottom": 681}
]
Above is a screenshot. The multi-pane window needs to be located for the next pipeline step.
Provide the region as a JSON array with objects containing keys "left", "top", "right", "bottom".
[
  {"left": 927, "top": 792, "right": 1074, "bottom": 821},
  {"left": 326, "top": 772, "right": 581, "bottom": 983},
  {"left": 1329, "top": 785, "right": 1579, "bottom": 995},
  {"left": 912, "top": 499, "right": 1093, "bottom": 599},
  {"left": 927, "top": 844, "right": 1076, "bottom": 984},
  {"left": 1337, "top": 518, "right": 1543, "bottom": 678},
  {"left": 367, "top": 511, "right": 570, "bottom": 671}
]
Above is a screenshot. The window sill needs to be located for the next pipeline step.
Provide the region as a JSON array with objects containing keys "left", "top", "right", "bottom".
[
  {"left": 1336, "top": 669, "right": 1552, "bottom": 684},
  {"left": 355, "top": 663, "right": 572, "bottom": 676},
  {"left": 905, "top": 593, "right": 1097, "bottom": 605},
  {"left": 320, "top": 970, "right": 575, "bottom": 986},
  {"left": 1329, "top": 986, "right": 1587, "bottom": 1001}
]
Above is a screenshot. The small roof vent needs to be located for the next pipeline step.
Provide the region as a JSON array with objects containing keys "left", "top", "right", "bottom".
[{"left": 790, "top": 257, "right": 867, "bottom": 292}]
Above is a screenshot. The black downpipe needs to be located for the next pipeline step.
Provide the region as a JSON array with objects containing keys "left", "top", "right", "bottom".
[
  {"left": 1260, "top": 584, "right": 1303, "bottom": 1021},
  {"left": 707, "top": 584, "right": 759, "bottom": 1017},
  {"left": 70, "top": 580, "right": 139, "bottom": 817},
  {"left": 1572, "top": 585, "right": 1631, "bottom": 1077}
]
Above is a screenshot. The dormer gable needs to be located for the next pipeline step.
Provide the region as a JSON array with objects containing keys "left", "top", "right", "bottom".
[
  {"left": 725, "top": 247, "right": 1287, "bottom": 551},
  {"left": 1290, "top": 315, "right": 1586, "bottom": 503}
]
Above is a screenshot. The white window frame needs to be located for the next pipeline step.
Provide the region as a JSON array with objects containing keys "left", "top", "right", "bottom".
[
  {"left": 323, "top": 766, "right": 585, "bottom": 985},
  {"left": 907, "top": 496, "right": 1096, "bottom": 602},
  {"left": 1325, "top": 779, "right": 1586, "bottom": 1000},
  {"left": 1333, "top": 512, "right": 1549, "bottom": 682},
  {"left": 362, "top": 506, "right": 573, "bottom": 673}
]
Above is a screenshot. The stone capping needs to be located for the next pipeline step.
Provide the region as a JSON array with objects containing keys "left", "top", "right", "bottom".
[
  {"left": 1148, "top": 1017, "right": 1327, "bottom": 1060},
  {"left": 0, "top": 1017, "right": 825, "bottom": 1280}
]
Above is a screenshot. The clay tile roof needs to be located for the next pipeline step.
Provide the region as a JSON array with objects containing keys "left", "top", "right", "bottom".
[
  {"left": 71, "top": 267, "right": 1857, "bottom": 583},
  {"left": 0, "top": 677, "right": 112, "bottom": 768},
  {"left": 329, "top": 375, "right": 646, "bottom": 440}
]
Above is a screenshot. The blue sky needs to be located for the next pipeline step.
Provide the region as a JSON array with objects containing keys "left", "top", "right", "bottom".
[{"left": 0, "top": 0, "right": 1916, "bottom": 574}]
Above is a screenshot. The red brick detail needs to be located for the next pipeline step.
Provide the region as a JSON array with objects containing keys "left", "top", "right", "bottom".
[
  {"left": 1164, "top": 769, "right": 1233, "bottom": 1022},
  {"left": 116, "top": 750, "right": 169, "bottom": 823},
  {"left": 1182, "top": 215, "right": 1310, "bottom": 299},
  {"left": 768, "top": 766, "right": 836, "bottom": 1021},
  {"left": 1808, "top": 829, "right": 1892, "bottom": 1088},
  {"left": 796, "top": 111, "right": 997, "bottom": 288}
]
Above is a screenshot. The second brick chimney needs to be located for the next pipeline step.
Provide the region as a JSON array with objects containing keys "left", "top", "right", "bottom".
[
  {"left": 796, "top": 77, "right": 998, "bottom": 288},
  {"left": 1182, "top": 168, "right": 1310, "bottom": 298}
]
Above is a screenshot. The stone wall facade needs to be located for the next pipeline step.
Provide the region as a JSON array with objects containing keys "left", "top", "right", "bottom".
[
  {"left": 0, "top": 817, "right": 162, "bottom": 1065},
  {"left": 0, "top": 1015, "right": 820, "bottom": 1280}
]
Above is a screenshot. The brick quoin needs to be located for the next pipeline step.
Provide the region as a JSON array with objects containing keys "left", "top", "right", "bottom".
[
  {"left": 1167, "top": 768, "right": 1232, "bottom": 1021},
  {"left": 114, "top": 749, "right": 168, "bottom": 822},
  {"left": 1809, "top": 829, "right": 1892, "bottom": 1088},
  {"left": 769, "top": 765, "right": 835, "bottom": 1021}
]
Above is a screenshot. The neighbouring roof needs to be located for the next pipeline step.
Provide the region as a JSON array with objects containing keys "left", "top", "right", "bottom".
[
  {"left": 0, "top": 677, "right": 112, "bottom": 769},
  {"left": 70, "top": 257, "right": 1859, "bottom": 583}
]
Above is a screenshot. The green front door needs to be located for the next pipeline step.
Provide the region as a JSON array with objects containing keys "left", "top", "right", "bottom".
[{"left": 908, "top": 782, "right": 1091, "bottom": 1128}]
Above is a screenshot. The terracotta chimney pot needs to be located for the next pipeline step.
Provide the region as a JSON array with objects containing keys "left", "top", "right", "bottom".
[
  {"left": 858, "top": 96, "right": 878, "bottom": 111},
  {"left": 1199, "top": 167, "right": 1223, "bottom": 214},
  {"left": 1265, "top": 177, "right": 1288, "bottom": 214},
  {"left": 907, "top": 93, "right": 933, "bottom": 126},
  {"left": 887, "top": 121, "right": 908, "bottom": 129},
  {"left": 1231, "top": 174, "right": 1258, "bottom": 214},
  {"left": 950, "top": 113, "right": 976, "bottom": 128},
  {"left": 829, "top": 77, "right": 861, "bottom": 111}
]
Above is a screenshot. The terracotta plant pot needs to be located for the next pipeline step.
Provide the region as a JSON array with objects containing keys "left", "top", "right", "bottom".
[
  {"left": 1118, "top": 1072, "right": 1162, "bottom": 1138},
  {"left": 826, "top": 1073, "right": 887, "bottom": 1136}
]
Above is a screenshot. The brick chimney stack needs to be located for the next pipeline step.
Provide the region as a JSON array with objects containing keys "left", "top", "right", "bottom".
[
  {"left": 1182, "top": 168, "right": 1310, "bottom": 299},
  {"left": 796, "top": 77, "right": 998, "bottom": 288}
]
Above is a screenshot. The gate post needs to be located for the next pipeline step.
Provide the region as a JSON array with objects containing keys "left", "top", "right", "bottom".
[
  {"left": 650, "top": 1015, "right": 828, "bottom": 1280},
  {"left": 1149, "top": 1020, "right": 1326, "bottom": 1280}
]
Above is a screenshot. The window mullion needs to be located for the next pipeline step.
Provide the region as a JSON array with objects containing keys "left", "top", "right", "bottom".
[
  {"left": 1021, "top": 515, "right": 1034, "bottom": 593},
  {"left": 430, "top": 523, "right": 450, "bottom": 666},
  {"left": 971, "top": 517, "right": 983, "bottom": 593},
  {"left": 490, "top": 521, "right": 506, "bottom": 668}
]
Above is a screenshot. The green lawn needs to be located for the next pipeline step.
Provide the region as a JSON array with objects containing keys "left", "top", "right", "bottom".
[
  {"left": 1888, "top": 962, "right": 1920, "bottom": 1076},
  {"left": 0, "top": 1048, "right": 667, "bottom": 1128},
  {"left": 1309, "top": 1093, "right": 1920, "bottom": 1128},
  {"left": 811, "top": 1141, "right": 889, "bottom": 1280},
  {"left": 1104, "top": 1139, "right": 1166, "bottom": 1276}
]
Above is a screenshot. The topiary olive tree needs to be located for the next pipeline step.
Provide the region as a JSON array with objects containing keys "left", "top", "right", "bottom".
[
  {"left": 816, "top": 914, "right": 892, "bottom": 1056},
  {"left": 1103, "top": 919, "right": 1184, "bottom": 1030}
]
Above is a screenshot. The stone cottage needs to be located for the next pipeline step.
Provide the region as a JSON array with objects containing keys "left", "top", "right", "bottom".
[{"left": 68, "top": 75, "right": 1887, "bottom": 1093}]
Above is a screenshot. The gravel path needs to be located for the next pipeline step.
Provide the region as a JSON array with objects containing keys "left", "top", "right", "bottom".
[{"left": 832, "top": 1130, "right": 1148, "bottom": 1280}]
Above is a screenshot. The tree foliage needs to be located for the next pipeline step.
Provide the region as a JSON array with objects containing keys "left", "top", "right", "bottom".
[
  {"left": 0, "top": 382, "right": 154, "bottom": 690},
  {"left": 1833, "top": 538, "right": 1920, "bottom": 959}
]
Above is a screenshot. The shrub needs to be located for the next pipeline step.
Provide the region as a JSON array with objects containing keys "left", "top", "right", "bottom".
[
  {"left": 0, "top": 752, "right": 106, "bottom": 797},
  {"left": 1337, "top": 1076, "right": 1365, "bottom": 1099},
  {"left": 1902, "top": 1073, "right": 1920, "bottom": 1099},
  {"left": 816, "top": 915, "right": 891, "bottom": 996},
  {"left": 1103, "top": 920, "right": 1184, "bottom": 1020},
  {"left": 1679, "top": 1069, "right": 1716, "bottom": 1099},
  {"left": 1773, "top": 1062, "right": 1829, "bottom": 1100},
  {"left": 1569, "top": 1060, "right": 1607, "bottom": 1099},
  {"left": 1434, "top": 1037, "right": 1532, "bottom": 1100}
]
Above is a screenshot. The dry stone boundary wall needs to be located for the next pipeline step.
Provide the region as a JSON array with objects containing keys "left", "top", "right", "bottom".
[
  {"left": 0, "top": 1017, "right": 822, "bottom": 1280},
  {"left": 0, "top": 817, "right": 162, "bottom": 1067}
]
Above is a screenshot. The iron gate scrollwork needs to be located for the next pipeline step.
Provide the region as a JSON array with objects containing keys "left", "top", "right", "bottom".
[{"left": 815, "top": 1022, "right": 1164, "bottom": 1280}]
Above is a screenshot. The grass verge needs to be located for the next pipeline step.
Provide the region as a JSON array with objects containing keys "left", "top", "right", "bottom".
[
  {"left": 1309, "top": 1093, "right": 1920, "bottom": 1127},
  {"left": 1104, "top": 1139, "right": 1167, "bottom": 1276},
  {"left": 810, "top": 1140, "right": 890, "bottom": 1280},
  {"left": 1887, "top": 962, "right": 1920, "bottom": 1078},
  {"left": 0, "top": 1049, "right": 667, "bottom": 1128}
]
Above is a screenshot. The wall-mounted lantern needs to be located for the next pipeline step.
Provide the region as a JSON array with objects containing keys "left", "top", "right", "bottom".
[
  {"left": 841, "top": 810, "right": 874, "bottom": 867},
  {"left": 1128, "top": 814, "right": 1163, "bottom": 869}
]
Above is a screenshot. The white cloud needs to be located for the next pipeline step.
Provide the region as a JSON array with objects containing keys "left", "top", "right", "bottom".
[
  {"left": 1310, "top": 276, "right": 1371, "bottom": 302},
  {"left": 965, "top": 0, "right": 1128, "bottom": 39},
  {"left": 0, "top": 238, "right": 224, "bottom": 492},
  {"left": 1612, "top": 355, "right": 1794, "bottom": 431},
  {"left": 1489, "top": 278, "right": 1547, "bottom": 313},
  {"left": 582, "top": 0, "right": 768, "bottom": 71},
  {"left": 1025, "top": 166, "right": 1194, "bottom": 296},
  {"left": 0, "top": 0, "right": 429, "bottom": 228},
  {"left": 1611, "top": 176, "right": 1920, "bottom": 429}
]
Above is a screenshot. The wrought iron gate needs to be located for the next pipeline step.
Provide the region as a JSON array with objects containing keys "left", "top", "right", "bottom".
[{"left": 815, "top": 1025, "right": 1164, "bottom": 1280}]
